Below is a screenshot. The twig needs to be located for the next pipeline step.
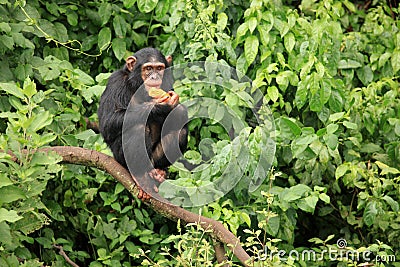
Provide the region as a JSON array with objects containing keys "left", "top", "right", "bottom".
[{"left": 53, "top": 244, "right": 80, "bottom": 267}]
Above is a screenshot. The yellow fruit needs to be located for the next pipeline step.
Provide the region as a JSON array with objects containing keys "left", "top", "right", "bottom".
[{"left": 149, "top": 88, "right": 169, "bottom": 98}]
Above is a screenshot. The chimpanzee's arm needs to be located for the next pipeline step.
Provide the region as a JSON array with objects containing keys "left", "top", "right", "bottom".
[{"left": 98, "top": 71, "right": 132, "bottom": 167}]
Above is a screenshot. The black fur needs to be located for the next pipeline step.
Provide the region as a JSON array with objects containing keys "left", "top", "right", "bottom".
[{"left": 98, "top": 48, "right": 188, "bottom": 180}]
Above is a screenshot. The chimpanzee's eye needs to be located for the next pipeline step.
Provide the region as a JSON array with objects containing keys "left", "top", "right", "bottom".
[
  {"left": 146, "top": 66, "right": 152, "bottom": 71},
  {"left": 157, "top": 66, "right": 163, "bottom": 71}
]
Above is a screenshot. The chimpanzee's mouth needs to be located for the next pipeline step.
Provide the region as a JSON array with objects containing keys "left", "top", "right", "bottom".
[{"left": 145, "top": 81, "right": 162, "bottom": 89}]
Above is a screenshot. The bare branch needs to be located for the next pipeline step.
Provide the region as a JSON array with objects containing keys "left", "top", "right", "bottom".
[
  {"left": 53, "top": 244, "right": 80, "bottom": 267},
  {"left": 214, "top": 240, "right": 230, "bottom": 267}
]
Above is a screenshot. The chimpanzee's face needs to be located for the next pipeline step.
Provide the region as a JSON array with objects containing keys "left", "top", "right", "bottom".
[
  {"left": 125, "top": 53, "right": 172, "bottom": 92},
  {"left": 141, "top": 58, "right": 166, "bottom": 90}
]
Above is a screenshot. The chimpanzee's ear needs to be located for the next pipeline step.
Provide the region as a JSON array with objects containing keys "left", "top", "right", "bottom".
[
  {"left": 165, "top": 55, "right": 172, "bottom": 66},
  {"left": 126, "top": 56, "right": 137, "bottom": 71}
]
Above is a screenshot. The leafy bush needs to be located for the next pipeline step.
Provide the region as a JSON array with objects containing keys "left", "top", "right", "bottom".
[{"left": 0, "top": 0, "right": 399, "bottom": 266}]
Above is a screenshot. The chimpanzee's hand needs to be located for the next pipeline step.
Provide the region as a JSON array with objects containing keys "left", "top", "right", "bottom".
[
  {"left": 153, "top": 91, "right": 179, "bottom": 108},
  {"left": 165, "top": 91, "right": 179, "bottom": 108}
]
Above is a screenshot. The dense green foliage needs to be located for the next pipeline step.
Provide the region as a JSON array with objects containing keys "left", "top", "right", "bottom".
[{"left": 0, "top": 0, "right": 399, "bottom": 266}]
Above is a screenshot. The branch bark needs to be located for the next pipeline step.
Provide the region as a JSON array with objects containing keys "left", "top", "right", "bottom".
[
  {"left": 214, "top": 240, "right": 230, "bottom": 266},
  {"left": 19, "top": 146, "right": 251, "bottom": 266}
]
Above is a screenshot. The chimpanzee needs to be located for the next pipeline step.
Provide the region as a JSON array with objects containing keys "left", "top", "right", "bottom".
[{"left": 98, "top": 47, "right": 188, "bottom": 200}]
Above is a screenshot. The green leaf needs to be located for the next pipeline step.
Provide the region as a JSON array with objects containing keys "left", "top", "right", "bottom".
[
  {"left": 284, "top": 32, "right": 295, "bottom": 53},
  {"left": 15, "top": 64, "right": 33, "bottom": 81},
  {"left": 124, "top": 0, "right": 137, "bottom": 8},
  {"left": 214, "top": 105, "right": 225, "bottom": 122},
  {"left": 297, "top": 195, "right": 318, "bottom": 213},
  {"left": 300, "top": 57, "right": 314, "bottom": 79},
  {"left": 54, "top": 22, "right": 69, "bottom": 42},
  {"left": 23, "top": 78, "right": 37, "bottom": 98},
  {"left": 82, "top": 35, "right": 98, "bottom": 51},
  {"left": 137, "top": 0, "right": 158, "bottom": 13},
  {"left": 0, "top": 174, "right": 12, "bottom": 189},
  {"left": 338, "top": 59, "right": 362, "bottom": 69},
  {"left": 281, "top": 184, "right": 311, "bottom": 202},
  {"left": 184, "top": 150, "right": 202, "bottom": 164},
  {"left": 265, "top": 215, "right": 280, "bottom": 236},
  {"left": 73, "top": 69, "right": 95, "bottom": 85},
  {"left": 335, "top": 164, "right": 348, "bottom": 179},
  {"left": 267, "top": 86, "right": 279, "bottom": 102},
  {"left": 329, "top": 112, "right": 345, "bottom": 122},
  {"left": 0, "top": 35, "right": 14, "bottom": 50},
  {"left": 112, "top": 38, "right": 126, "bottom": 61},
  {"left": 375, "top": 161, "right": 400, "bottom": 175},
  {"left": 236, "top": 23, "right": 248, "bottom": 39},
  {"left": 244, "top": 35, "right": 259, "bottom": 65},
  {"left": 319, "top": 145, "right": 329, "bottom": 163},
  {"left": 363, "top": 201, "right": 377, "bottom": 227},
  {"left": 258, "top": 26, "right": 270, "bottom": 46},
  {"left": 27, "top": 111, "right": 53, "bottom": 132},
  {"left": 326, "top": 124, "right": 339, "bottom": 134},
  {"left": 66, "top": 10, "right": 78, "bottom": 26},
  {"left": 343, "top": 121, "right": 357, "bottom": 130},
  {"left": 292, "top": 184, "right": 312, "bottom": 195},
  {"left": 391, "top": 50, "right": 400, "bottom": 74},
  {"left": 75, "top": 130, "right": 97, "bottom": 140},
  {"left": 82, "top": 85, "right": 105, "bottom": 103},
  {"left": 310, "top": 85, "right": 325, "bottom": 112},
  {"left": 37, "top": 133, "right": 57, "bottom": 146},
  {"left": 30, "top": 151, "right": 60, "bottom": 165},
  {"left": 99, "top": 3, "right": 112, "bottom": 26},
  {"left": 382, "top": 195, "right": 399, "bottom": 212},
  {"left": 356, "top": 65, "right": 373, "bottom": 86},
  {"left": 0, "top": 186, "right": 26, "bottom": 204},
  {"left": 276, "top": 71, "right": 291, "bottom": 91},
  {"left": 98, "top": 27, "right": 111, "bottom": 51},
  {"left": 217, "top": 13, "right": 228, "bottom": 31},
  {"left": 0, "top": 22, "right": 11, "bottom": 33},
  {"left": 0, "top": 82, "right": 24, "bottom": 99},
  {"left": 291, "top": 133, "right": 318, "bottom": 157},
  {"left": 247, "top": 17, "right": 257, "bottom": 33},
  {"left": 239, "top": 212, "right": 251, "bottom": 227},
  {"left": 360, "top": 143, "right": 382, "bottom": 153},
  {"left": 296, "top": 133, "right": 317, "bottom": 145},
  {"left": 329, "top": 90, "right": 344, "bottom": 112},
  {"left": 0, "top": 208, "right": 23, "bottom": 223},
  {"left": 278, "top": 117, "right": 301, "bottom": 139},
  {"left": 319, "top": 192, "right": 330, "bottom": 203},
  {"left": 323, "top": 133, "right": 338, "bottom": 150},
  {"left": 294, "top": 79, "right": 309, "bottom": 109},
  {"left": 379, "top": 52, "right": 391, "bottom": 68},
  {"left": 113, "top": 15, "right": 128, "bottom": 37},
  {"left": 315, "top": 62, "right": 325, "bottom": 78}
]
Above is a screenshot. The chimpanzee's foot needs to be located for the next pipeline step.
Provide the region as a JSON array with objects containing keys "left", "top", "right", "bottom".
[
  {"left": 137, "top": 187, "right": 151, "bottom": 201},
  {"left": 131, "top": 174, "right": 151, "bottom": 201}
]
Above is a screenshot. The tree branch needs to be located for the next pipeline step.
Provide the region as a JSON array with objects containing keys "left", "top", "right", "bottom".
[
  {"left": 53, "top": 244, "right": 79, "bottom": 267},
  {"left": 18, "top": 146, "right": 251, "bottom": 266},
  {"left": 214, "top": 240, "right": 230, "bottom": 266}
]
